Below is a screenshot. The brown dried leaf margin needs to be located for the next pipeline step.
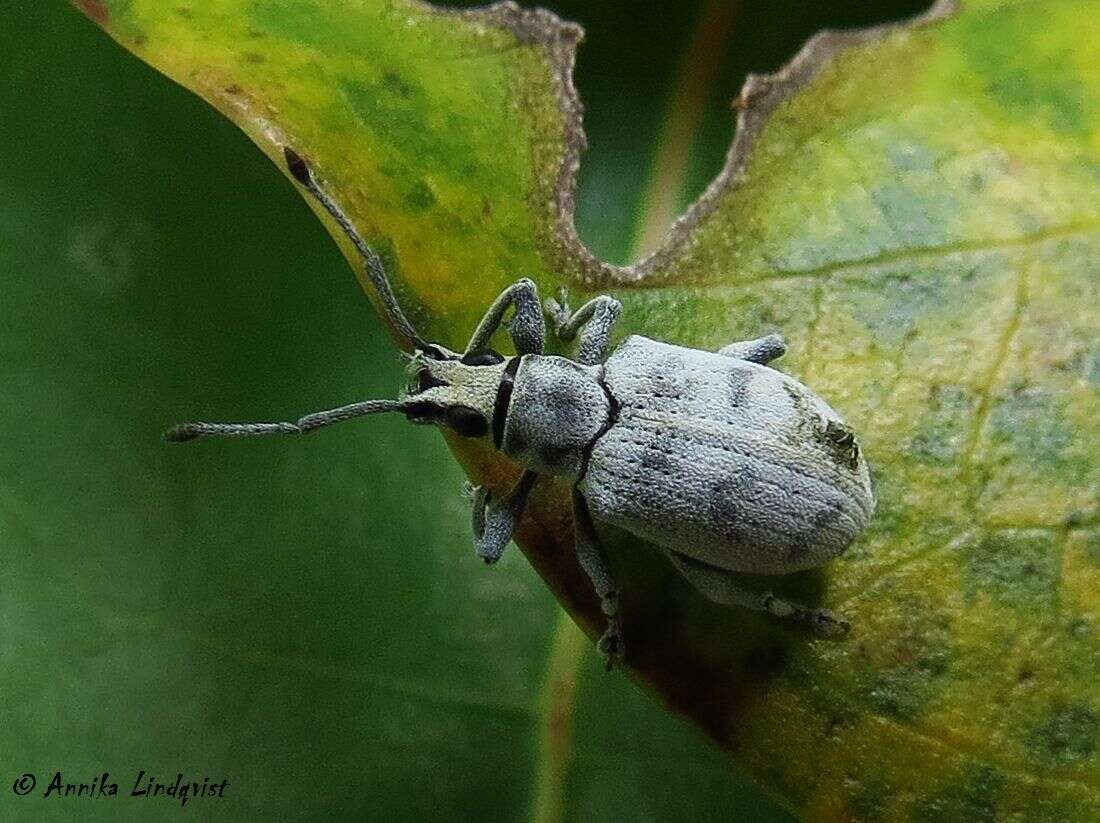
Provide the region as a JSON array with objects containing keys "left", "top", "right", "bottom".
[{"left": 430, "top": 0, "right": 959, "bottom": 288}]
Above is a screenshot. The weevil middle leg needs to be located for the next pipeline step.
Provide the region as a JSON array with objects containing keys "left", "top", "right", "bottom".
[
  {"left": 546, "top": 291, "right": 623, "bottom": 366},
  {"left": 665, "top": 550, "right": 850, "bottom": 636},
  {"left": 571, "top": 488, "right": 624, "bottom": 667}
]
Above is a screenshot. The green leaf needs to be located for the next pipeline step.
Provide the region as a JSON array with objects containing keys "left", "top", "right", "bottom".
[
  {"left": 3, "top": 3, "right": 783, "bottom": 822},
  {"left": 20, "top": 0, "right": 1100, "bottom": 818}
]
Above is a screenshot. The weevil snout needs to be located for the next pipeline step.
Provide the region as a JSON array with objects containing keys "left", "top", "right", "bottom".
[{"left": 399, "top": 347, "right": 510, "bottom": 439}]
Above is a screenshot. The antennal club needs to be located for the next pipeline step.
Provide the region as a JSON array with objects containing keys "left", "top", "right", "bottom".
[{"left": 283, "top": 146, "right": 429, "bottom": 351}]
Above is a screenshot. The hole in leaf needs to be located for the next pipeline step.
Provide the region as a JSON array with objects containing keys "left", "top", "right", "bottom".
[{"left": 438, "top": 0, "right": 931, "bottom": 263}]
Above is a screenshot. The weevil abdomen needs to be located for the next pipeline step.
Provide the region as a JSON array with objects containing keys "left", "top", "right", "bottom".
[{"left": 579, "top": 336, "right": 874, "bottom": 574}]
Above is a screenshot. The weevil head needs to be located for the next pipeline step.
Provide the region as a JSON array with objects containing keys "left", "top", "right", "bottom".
[{"left": 400, "top": 345, "right": 510, "bottom": 440}]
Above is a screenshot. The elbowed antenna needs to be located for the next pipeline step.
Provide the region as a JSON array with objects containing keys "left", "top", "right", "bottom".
[
  {"left": 164, "top": 399, "right": 407, "bottom": 442},
  {"left": 283, "top": 147, "right": 430, "bottom": 352}
]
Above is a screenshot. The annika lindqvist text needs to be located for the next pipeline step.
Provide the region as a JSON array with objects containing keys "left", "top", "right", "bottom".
[{"left": 12, "top": 770, "right": 229, "bottom": 807}]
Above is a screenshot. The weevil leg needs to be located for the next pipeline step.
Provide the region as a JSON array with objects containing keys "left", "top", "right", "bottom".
[
  {"left": 463, "top": 279, "right": 546, "bottom": 356},
  {"left": 718, "top": 333, "right": 787, "bottom": 365},
  {"left": 470, "top": 470, "right": 539, "bottom": 564},
  {"left": 545, "top": 291, "right": 623, "bottom": 366},
  {"left": 571, "top": 488, "right": 624, "bottom": 668},
  {"left": 665, "top": 550, "right": 849, "bottom": 636}
]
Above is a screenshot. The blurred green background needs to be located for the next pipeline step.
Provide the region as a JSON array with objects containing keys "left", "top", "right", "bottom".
[{"left": 1, "top": 2, "right": 922, "bottom": 820}]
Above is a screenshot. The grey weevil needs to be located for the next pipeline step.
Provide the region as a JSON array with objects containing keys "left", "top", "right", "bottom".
[{"left": 166, "top": 147, "right": 875, "bottom": 667}]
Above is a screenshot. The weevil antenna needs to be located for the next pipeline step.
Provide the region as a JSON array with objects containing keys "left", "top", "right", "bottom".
[
  {"left": 283, "top": 147, "right": 430, "bottom": 352},
  {"left": 164, "top": 398, "right": 407, "bottom": 442}
]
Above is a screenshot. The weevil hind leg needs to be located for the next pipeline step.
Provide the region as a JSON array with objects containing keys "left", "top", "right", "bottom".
[
  {"left": 718, "top": 333, "right": 787, "bottom": 365},
  {"left": 464, "top": 279, "right": 546, "bottom": 356},
  {"left": 572, "top": 488, "right": 624, "bottom": 668},
  {"left": 546, "top": 291, "right": 622, "bottom": 366},
  {"left": 470, "top": 471, "right": 539, "bottom": 564},
  {"left": 665, "top": 550, "right": 849, "bottom": 637}
]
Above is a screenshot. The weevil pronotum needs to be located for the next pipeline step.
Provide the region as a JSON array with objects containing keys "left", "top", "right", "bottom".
[{"left": 167, "top": 147, "right": 875, "bottom": 667}]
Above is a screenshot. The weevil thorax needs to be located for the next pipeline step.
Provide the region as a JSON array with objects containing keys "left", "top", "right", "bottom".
[
  {"left": 499, "top": 355, "right": 612, "bottom": 481},
  {"left": 400, "top": 347, "right": 508, "bottom": 439}
]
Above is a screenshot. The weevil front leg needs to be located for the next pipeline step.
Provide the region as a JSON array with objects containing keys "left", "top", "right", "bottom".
[
  {"left": 546, "top": 290, "right": 622, "bottom": 366},
  {"left": 666, "top": 550, "right": 850, "bottom": 636},
  {"left": 470, "top": 471, "right": 539, "bottom": 564},
  {"left": 464, "top": 278, "right": 546, "bottom": 356},
  {"left": 571, "top": 489, "right": 624, "bottom": 668},
  {"left": 718, "top": 333, "right": 787, "bottom": 365}
]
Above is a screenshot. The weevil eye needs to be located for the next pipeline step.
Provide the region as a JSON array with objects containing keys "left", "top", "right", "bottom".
[
  {"left": 420, "top": 344, "right": 453, "bottom": 361},
  {"left": 460, "top": 348, "right": 504, "bottom": 367},
  {"left": 404, "top": 400, "right": 444, "bottom": 424},
  {"left": 446, "top": 405, "right": 489, "bottom": 438},
  {"left": 415, "top": 368, "right": 448, "bottom": 394}
]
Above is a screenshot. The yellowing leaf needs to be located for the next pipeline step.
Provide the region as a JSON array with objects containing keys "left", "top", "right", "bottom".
[{"left": 67, "top": 0, "right": 1100, "bottom": 818}]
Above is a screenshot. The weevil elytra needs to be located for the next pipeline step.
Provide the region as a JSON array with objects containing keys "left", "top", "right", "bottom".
[{"left": 167, "top": 147, "right": 875, "bottom": 666}]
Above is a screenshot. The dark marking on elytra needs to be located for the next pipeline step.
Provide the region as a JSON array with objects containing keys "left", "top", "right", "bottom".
[
  {"left": 641, "top": 444, "right": 672, "bottom": 475},
  {"left": 818, "top": 419, "right": 861, "bottom": 472},
  {"left": 644, "top": 354, "right": 690, "bottom": 397},
  {"left": 790, "top": 495, "right": 847, "bottom": 562},
  {"left": 707, "top": 468, "right": 770, "bottom": 547},
  {"left": 813, "top": 499, "right": 844, "bottom": 531},
  {"left": 727, "top": 367, "right": 753, "bottom": 407},
  {"left": 638, "top": 426, "right": 675, "bottom": 475}
]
